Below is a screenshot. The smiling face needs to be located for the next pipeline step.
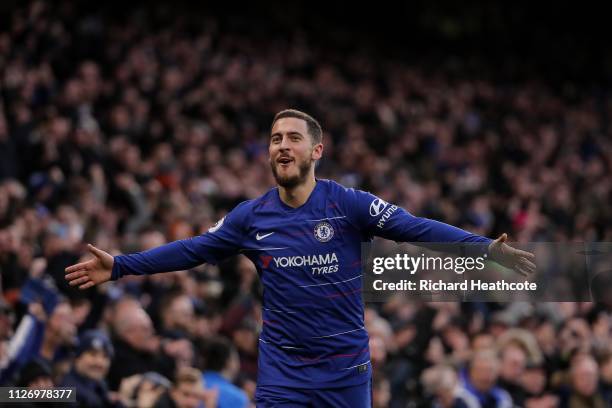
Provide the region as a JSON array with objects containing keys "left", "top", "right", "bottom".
[
  {"left": 269, "top": 117, "right": 322, "bottom": 188},
  {"left": 75, "top": 348, "right": 110, "bottom": 381}
]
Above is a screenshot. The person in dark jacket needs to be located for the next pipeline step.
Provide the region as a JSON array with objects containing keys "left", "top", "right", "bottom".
[
  {"left": 107, "top": 299, "right": 176, "bottom": 390},
  {"left": 14, "top": 358, "right": 55, "bottom": 407},
  {"left": 600, "top": 352, "right": 612, "bottom": 407},
  {"left": 559, "top": 353, "right": 607, "bottom": 408},
  {"left": 60, "top": 329, "right": 116, "bottom": 408},
  {"left": 15, "top": 358, "right": 54, "bottom": 388}
]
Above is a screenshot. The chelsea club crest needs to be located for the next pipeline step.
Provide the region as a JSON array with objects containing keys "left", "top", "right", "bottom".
[{"left": 314, "top": 221, "right": 334, "bottom": 242}]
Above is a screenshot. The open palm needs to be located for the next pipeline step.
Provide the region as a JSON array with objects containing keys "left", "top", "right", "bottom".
[
  {"left": 488, "top": 233, "right": 536, "bottom": 276},
  {"left": 65, "top": 244, "right": 114, "bottom": 290}
]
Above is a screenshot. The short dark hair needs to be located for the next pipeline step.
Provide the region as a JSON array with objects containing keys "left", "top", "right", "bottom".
[
  {"left": 202, "top": 336, "right": 234, "bottom": 372},
  {"left": 271, "top": 109, "right": 323, "bottom": 145},
  {"left": 15, "top": 358, "right": 52, "bottom": 387}
]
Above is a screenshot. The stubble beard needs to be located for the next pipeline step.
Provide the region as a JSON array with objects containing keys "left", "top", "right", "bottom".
[{"left": 270, "top": 158, "right": 312, "bottom": 189}]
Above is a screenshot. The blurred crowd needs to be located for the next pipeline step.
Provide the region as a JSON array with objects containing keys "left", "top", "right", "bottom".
[{"left": 1, "top": 1, "right": 611, "bottom": 407}]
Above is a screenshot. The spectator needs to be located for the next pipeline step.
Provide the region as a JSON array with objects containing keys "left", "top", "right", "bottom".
[
  {"left": 38, "top": 300, "right": 77, "bottom": 365},
  {"left": 60, "top": 329, "right": 116, "bottom": 407},
  {"left": 13, "top": 358, "right": 55, "bottom": 408},
  {"left": 497, "top": 342, "right": 528, "bottom": 404},
  {"left": 372, "top": 375, "right": 391, "bottom": 408},
  {"left": 117, "top": 373, "right": 172, "bottom": 408},
  {"left": 0, "top": 303, "right": 46, "bottom": 385},
  {"left": 107, "top": 301, "right": 175, "bottom": 390},
  {"left": 153, "top": 366, "right": 218, "bottom": 408},
  {"left": 0, "top": 295, "right": 75, "bottom": 385},
  {"left": 159, "top": 291, "right": 195, "bottom": 338},
  {"left": 0, "top": 298, "right": 14, "bottom": 340},
  {"left": 15, "top": 358, "right": 54, "bottom": 388},
  {"left": 520, "top": 362, "right": 559, "bottom": 408},
  {"left": 559, "top": 354, "right": 606, "bottom": 408},
  {"left": 228, "top": 319, "right": 259, "bottom": 380},
  {"left": 421, "top": 364, "right": 471, "bottom": 408},
  {"left": 200, "top": 336, "right": 248, "bottom": 408},
  {"left": 600, "top": 352, "right": 612, "bottom": 407},
  {"left": 462, "top": 349, "right": 513, "bottom": 408}
]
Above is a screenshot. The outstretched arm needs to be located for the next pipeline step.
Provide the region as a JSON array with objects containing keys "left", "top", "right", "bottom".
[
  {"left": 65, "top": 237, "right": 214, "bottom": 290},
  {"left": 345, "top": 188, "right": 535, "bottom": 276},
  {"left": 378, "top": 210, "right": 535, "bottom": 276},
  {"left": 65, "top": 204, "right": 248, "bottom": 290},
  {"left": 377, "top": 211, "right": 536, "bottom": 276}
]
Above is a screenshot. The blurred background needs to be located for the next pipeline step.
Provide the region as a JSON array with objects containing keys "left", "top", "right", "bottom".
[{"left": 0, "top": 1, "right": 611, "bottom": 407}]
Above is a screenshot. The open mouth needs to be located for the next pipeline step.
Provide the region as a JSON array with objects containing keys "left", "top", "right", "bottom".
[{"left": 277, "top": 157, "right": 294, "bottom": 166}]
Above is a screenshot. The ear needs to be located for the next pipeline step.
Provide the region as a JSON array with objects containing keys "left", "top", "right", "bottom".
[{"left": 311, "top": 143, "right": 323, "bottom": 161}]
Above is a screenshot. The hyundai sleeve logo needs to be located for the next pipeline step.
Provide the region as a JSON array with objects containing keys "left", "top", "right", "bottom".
[{"left": 369, "top": 198, "right": 388, "bottom": 217}]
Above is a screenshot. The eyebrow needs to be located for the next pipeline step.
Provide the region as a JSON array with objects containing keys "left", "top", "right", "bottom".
[{"left": 270, "top": 131, "right": 304, "bottom": 138}]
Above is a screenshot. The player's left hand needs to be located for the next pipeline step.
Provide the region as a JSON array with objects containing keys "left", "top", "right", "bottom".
[{"left": 488, "top": 233, "right": 536, "bottom": 277}]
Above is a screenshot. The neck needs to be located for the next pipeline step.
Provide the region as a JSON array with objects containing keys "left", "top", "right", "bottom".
[{"left": 278, "top": 176, "right": 317, "bottom": 208}]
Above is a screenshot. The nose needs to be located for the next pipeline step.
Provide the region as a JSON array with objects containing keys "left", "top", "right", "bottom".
[{"left": 278, "top": 135, "right": 292, "bottom": 151}]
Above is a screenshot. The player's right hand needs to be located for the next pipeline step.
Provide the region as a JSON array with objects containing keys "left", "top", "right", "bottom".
[{"left": 65, "top": 244, "right": 114, "bottom": 289}]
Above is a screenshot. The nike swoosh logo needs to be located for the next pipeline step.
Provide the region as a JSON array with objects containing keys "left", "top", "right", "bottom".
[{"left": 256, "top": 232, "right": 275, "bottom": 241}]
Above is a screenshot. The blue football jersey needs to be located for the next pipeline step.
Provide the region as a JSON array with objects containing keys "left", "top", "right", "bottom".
[{"left": 111, "top": 179, "right": 491, "bottom": 388}]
